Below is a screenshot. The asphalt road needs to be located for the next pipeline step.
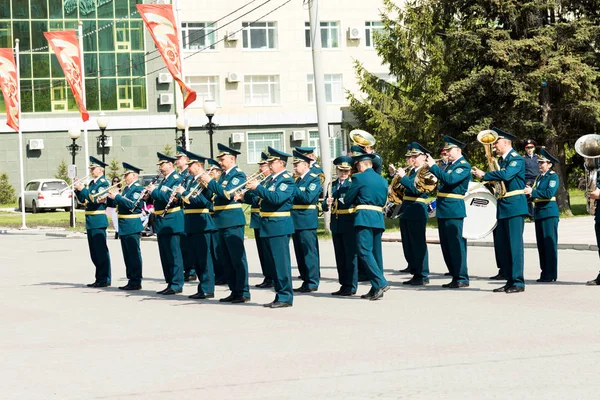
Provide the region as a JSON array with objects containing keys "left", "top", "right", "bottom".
[{"left": 1, "top": 235, "right": 600, "bottom": 399}]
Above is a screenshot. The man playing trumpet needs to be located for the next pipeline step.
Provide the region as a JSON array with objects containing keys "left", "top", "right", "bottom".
[{"left": 472, "top": 128, "right": 527, "bottom": 294}]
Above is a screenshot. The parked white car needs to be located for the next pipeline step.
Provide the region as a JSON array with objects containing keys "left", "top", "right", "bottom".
[{"left": 19, "top": 179, "right": 73, "bottom": 213}]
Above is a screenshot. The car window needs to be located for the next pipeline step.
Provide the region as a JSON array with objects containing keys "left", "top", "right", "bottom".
[
  {"left": 27, "top": 182, "right": 40, "bottom": 191},
  {"left": 42, "top": 181, "right": 68, "bottom": 191}
]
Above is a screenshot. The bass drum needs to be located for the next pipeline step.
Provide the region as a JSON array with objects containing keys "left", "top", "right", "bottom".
[
  {"left": 383, "top": 202, "right": 402, "bottom": 219},
  {"left": 427, "top": 199, "right": 437, "bottom": 218},
  {"left": 463, "top": 184, "right": 497, "bottom": 240}
]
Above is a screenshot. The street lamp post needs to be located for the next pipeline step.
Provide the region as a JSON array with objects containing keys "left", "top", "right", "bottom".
[
  {"left": 67, "top": 127, "right": 81, "bottom": 228},
  {"left": 203, "top": 100, "right": 217, "bottom": 159},
  {"left": 175, "top": 115, "right": 191, "bottom": 150},
  {"left": 96, "top": 112, "right": 109, "bottom": 163}
]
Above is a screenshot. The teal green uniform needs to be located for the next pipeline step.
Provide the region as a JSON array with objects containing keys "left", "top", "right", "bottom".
[
  {"left": 531, "top": 171, "right": 560, "bottom": 280},
  {"left": 430, "top": 157, "right": 471, "bottom": 284},
  {"left": 108, "top": 181, "right": 144, "bottom": 286},
  {"left": 322, "top": 177, "right": 358, "bottom": 293},
  {"left": 243, "top": 176, "right": 274, "bottom": 285},
  {"left": 341, "top": 168, "right": 389, "bottom": 291},
  {"left": 207, "top": 166, "right": 250, "bottom": 299},
  {"left": 254, "top": 171, "right": 296, "bottom": 304},
  {"left": 398, "top": 167, "right": 430, "bottom": 280},
  {"left": 483, "top": 149, "right": 528, "bottom": 288},
  {"left": 178, "top": 168, "right": 196, "bottom": 280},
  {"left": 595, "top": 175, "right": 600, "bottom": 264},
  {"left": 182, "top": 177, "right": 216, "bottom": 296},
  {"left": 150, "top": 170, "right": 185, "bottom": 291},
  {"left": 292, "top": 172, "right": 321, "bottom": 290},
  {"left": 75, "top": 176, "right": 111, "bottom": 285}
]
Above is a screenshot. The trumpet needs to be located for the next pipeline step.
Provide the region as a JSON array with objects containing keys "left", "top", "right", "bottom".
[
  {"left": 224, "top": 170, "right": 268, "bottom": 200},
  {"left": 59, "top": 174, "right": 92, "bottom": 194},
  {"left": 182, "top": 172, "right": 210, "bottom": 204},
  {"left": 90, "top": 180, "right": 124, "bottom": 201}
]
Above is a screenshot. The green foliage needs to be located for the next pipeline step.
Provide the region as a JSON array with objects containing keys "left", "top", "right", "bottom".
[
  {"left": 162, "top": 144, "right": 174, "bottom": 156},
  {"left": 348, "top": 0, "right": 600, "bottom": 212},
  {"left": 107, "top": 159, "right": 121, "bottom": 180},
  {"left": 0, "top": 172, "right": 16, "bottom": 204},
  {"left": 54, "top": 160, "right": 72, "bottom": 186}
]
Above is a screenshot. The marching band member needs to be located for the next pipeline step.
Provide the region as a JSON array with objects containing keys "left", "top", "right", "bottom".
[
  {"left": 341, "top": 153, "right": 389, "bottom": 300},
  {"left": 206, "top": 158, "right": 225, "bottom": 285},
  {"left": 246, "top": 147, "right": 295, "bottom": 308},
  {"left": 426, "top": 136, "right": 471, "bottom": 288},
  {"left": 587, "top": 172, "right": 600, "bottom": 285},
  {"left": 174, "top": 146, "right": 197, "bottom": 283},
  {"left": 237, "top": 152, "right": 274, "bottom": 289},
  {"left": 393, "top": 143, "right": 414, "bottom": 274},
  {"left": 395, "top": 142, "right": 431, "bottom": 286},
  {"left": 323, "top": 156, "right": 358, "bottom": 296},
  {"left": 291, "top": 149, "right": 322, "bottom": 293},
  {"left": 472, "top": 128, "right": 528, "bottom": 294},
  {"left": 147, "top": 152, "right": 185, "bottom": 295},
  {"left": 524, "top": 148, "right": 560, "bottom": 282},
  {"left": 200, "top": 144, "right": 250, "bottom": 304},
  {"left": 295, "top": 146, "right": 324, "bottom": 178},
  {"left": 175, "top": 151, "right": 216, "bottom": 299},
  {"left": 106, "top": 162, "right": 144, "bottom": 290},
  {"left": 74, "top": 156, "right": 112, "bottom": 288}
]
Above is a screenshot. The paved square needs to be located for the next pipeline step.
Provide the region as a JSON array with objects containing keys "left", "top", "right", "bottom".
[{"left": 1, "top": 234, "right": 600, "bottom": 399}]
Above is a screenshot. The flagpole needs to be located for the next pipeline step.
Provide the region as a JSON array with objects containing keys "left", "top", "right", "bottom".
[
  {"left": 15, "top": 39, "right": 26, "bottom": 229},
  {"left": 78, "top": 21, "right": 89, "bottom": 165},
  {"left": 174, "top": 0, "right": 189, "bottom": 150}
]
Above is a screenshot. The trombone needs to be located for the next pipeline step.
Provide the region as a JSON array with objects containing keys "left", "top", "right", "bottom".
[{"left": 224, "top": 170, "right": 269, "bottom": 199}]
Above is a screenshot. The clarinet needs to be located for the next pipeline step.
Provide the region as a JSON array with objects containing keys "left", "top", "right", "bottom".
[{"left": 129, "top": 173, "right": 161, "bottom": 212}]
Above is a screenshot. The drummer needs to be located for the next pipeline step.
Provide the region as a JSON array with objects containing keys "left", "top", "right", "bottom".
[{"left": 426, "top": 136, "right": 471, "bottom": 288}]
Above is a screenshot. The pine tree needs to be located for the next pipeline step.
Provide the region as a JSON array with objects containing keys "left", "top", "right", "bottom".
[
  {"left": 349, "top": 0, "right": 600, "bottom": 213},
  {"left": 0, "top": 172, "right": 16, "bottom": 204},
  {"left": 108, "top": 159, "right": 121, "bottom": 180},
  {"left": 162, "top": 144, "right": 174, "bottom": 156},
  {"left": 54, "top": 159, "right": 71, "bottom": 185}
]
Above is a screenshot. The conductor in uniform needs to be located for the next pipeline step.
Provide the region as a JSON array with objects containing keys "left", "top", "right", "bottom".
[
  {"left": 107, "top": 162, "right": 144, "bottom": 290},
  {"left": 341, "top": 153, "right": 389, "bottom": 300},
  {"left": 524, "top": 148, "right": 560, "bottom": 282},
  {"left": 426, "top": 137, "right": 471, "bottom": 288},
  {"left": 74, "top": 156, "right": 112, "bottom": 288},
  {"left": 472, "top": 128, "right": 528, "bottom": 293}
]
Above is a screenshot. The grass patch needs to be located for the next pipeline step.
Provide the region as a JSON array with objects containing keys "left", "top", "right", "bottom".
[
  {"left": 567, "top": 189, "right": 588, "bottom": 217},
  {"left": 0, "top": 209, "right": 89, "bottom": 231}
]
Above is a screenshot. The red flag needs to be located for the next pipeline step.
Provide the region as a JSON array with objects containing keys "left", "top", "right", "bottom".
[
  {"left": 44, "top": 31, "right": 89, "bottom": 122},
  {"left": 137, "top": 4, "right": 197, "bottom": 108},
  {"left": 0, "top": 48, "right": 20, "bottom": 132}
]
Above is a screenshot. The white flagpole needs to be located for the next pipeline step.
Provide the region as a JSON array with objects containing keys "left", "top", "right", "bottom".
[
  {"left": 15, "top": 39, "right": 26, "bottom": 229},
  {"left": 174, "top": 0, "right": 189, "bottom": 150},
  {"left": 78, "top": 22, "right": 89, "bottom": 164}
]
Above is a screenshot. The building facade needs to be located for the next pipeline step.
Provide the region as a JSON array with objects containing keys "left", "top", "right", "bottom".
[{"left": 0, "top": 0, "right": 394, "bottom": 186}]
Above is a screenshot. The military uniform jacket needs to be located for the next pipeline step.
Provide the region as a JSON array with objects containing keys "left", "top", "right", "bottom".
[
  {"left": 524, "top": 154, "right": 540, "bottom": 182},
  {"left": 596, "top": 174, "right": 600, "bottom": 222},
  {"left": 243, "top": 176, "right": 272, "bottom": 230},
  {"left": 398, "top": 167, "right": 429, "bottom": 221},
  {"left": 75, "top": 176, "right": 109, "bottom": 230},
  {"left": 430, "top": 157, "right": 471, "bottom": 219},
  {"left": 484, "top": 150, "right": 528, "bottom": 219},
  {"left": 530, "top": 171, "right": 559, "bottom": 220},
  {"left": 372, "top": 152, "right": 383, "bottom": 175},
  {"left": 182, "top": 177, "right": 217, "bottom": 234},
  {"left": 106, "top": 182, "right": 144, "bottom": 236},
  {"left": 342, "top": 168, "right": 387, "bottom": 230},
  {"left": 150, "top": 170, "right": 184, "bottom": 234},
  {"left": 322, "top": 177, "right": 355, "bottom": 233},
  {"left": 292, "top": 172, "right": 321, "bottom": 230},
  {"left": 254, "top": 171, "right": 295, "bottom": 238},
  {"left": 207, "top": 166, "right": 246, "bottom": 229}
]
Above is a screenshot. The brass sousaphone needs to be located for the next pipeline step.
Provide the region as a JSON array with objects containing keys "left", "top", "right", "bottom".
[
  {"left": 575, "top": 134, "right": 600, "bottom": 214},
  {"left": 349, "top": 129, "right": 376, "bottom": 147}
]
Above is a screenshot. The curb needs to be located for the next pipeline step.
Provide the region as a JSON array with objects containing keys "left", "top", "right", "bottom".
[{"left": 381, "top": 237, "right": 599, "bottom": 252}]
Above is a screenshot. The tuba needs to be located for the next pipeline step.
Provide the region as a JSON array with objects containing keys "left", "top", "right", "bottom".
[
  {"left": 575, "top": 134, "right": 600, "bottom": 214},
  {"left": 477, "top": 129, "right": 507, "bottom": 198},
  {"left": 349, "top": 129, "right": 376, "bottom": 147}
]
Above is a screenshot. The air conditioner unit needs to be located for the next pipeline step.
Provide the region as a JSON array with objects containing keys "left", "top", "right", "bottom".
[
  {"left": 226, "top": 72, "right": 241, "bottom": 83},
  {"left": 347, "top": 26, "right": 361, "bottom": 40},
  {"left": 28, "top": 139, "right": 44, "bottom": 150},
  {"left": 225, "top": 30, "right": 238, "bottom": 41},
  {"left": 292, "top": 130, "right": 306, "bottom": 141},
  {"left": 159, "top": 93, "right": 174, "bottom": 105},
  {"left": 158, "top": 72, "right": 172, "bottom": 84},
  {"left": 231, "top": 132, "right": 245, "bottom": 143}
]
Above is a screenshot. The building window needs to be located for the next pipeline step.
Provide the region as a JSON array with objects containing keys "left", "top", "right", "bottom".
[
  {"left": 307, "top": 74, "right": 343, "bottom": 104},
  {"left": 309, "top": 131, "right": 344, "bottom": 159},
  {"left": 242, "top": 22, "right": 277, "bottom": 49},
  {"left": 247, "top": 132, "right": 283, "bottom": 163},
  {"left": 365, "top": 21, "right": 384, "bottom": 47},
  {"left": 186, "top": 76, "right": 220, "bottom": 107},
  {"left": 51, "top": 85, "right": 68, "bottom": 112},
  {"left": 181, "top": 22, "right": 216, "bottom": 50},
  {"left": 115, "top": 21, "right": 130, "bottom": 51},
  {"left": 305, "top": 21, "right": 339, "bottom": 48},
  {"left": 244, "top": 75, "right": 280, "bottom": 106}
]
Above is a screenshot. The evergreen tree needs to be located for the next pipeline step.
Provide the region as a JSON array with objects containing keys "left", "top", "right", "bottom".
[
  {"left": 54, "top": 159, "right": 71, "bottom": 185},
  {"left": 349, "top": 0, "right": 600, "bottom": 213},
  {"left": 108, "top": 159, "right": 121, "bottom": 180},
  {"left": 0, "top": 172, "right": 16, "bottom": 204},
  {"left": 162, "top": 144, "right": 174, "bottom": 156}
]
